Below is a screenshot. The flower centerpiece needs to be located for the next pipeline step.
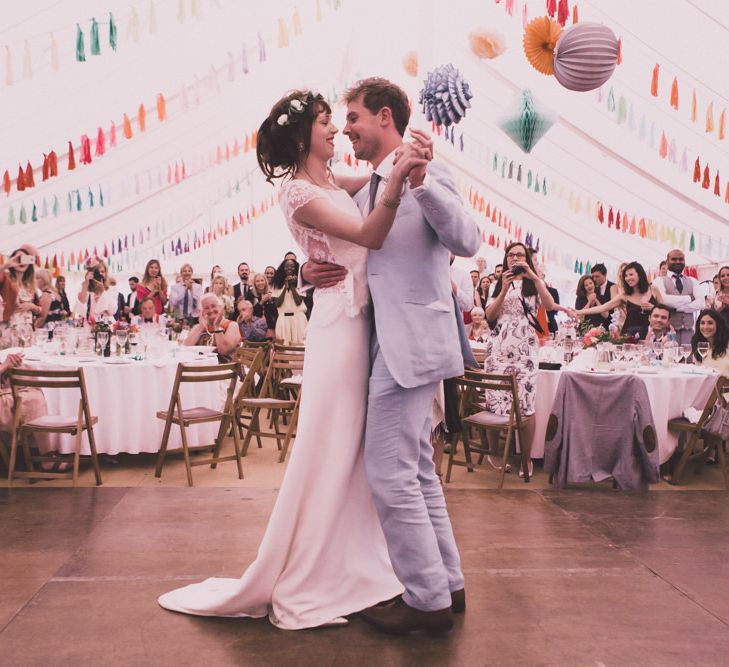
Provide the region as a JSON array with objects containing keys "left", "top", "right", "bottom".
[{"left": 579, "top": 322, "right": 637, "bottom": 348}]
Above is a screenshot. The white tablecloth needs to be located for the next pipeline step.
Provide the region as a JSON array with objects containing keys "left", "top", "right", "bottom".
[
  {"left": 530, "top": 366, "right": 718, "bottom": 463},
  {"left": 2, "top": 349, "right": 228, "bottom": 455}
]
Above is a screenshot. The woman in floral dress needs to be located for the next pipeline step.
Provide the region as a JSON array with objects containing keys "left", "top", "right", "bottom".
[{"left": 484, "top": 242, "right": 557, "bottom": 474}]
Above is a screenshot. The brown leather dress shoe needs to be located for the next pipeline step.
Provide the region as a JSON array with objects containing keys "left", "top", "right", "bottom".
[
  {"left": 451, "top": 588, "right": 466, "bottom": 614},
  {"left": 360, "top": 598, "right": 453, "bottom": 635}
]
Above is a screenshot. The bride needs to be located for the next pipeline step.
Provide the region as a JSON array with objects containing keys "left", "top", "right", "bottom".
[{"left": 158, "top": 90, "right": 430, "bottom": 629}]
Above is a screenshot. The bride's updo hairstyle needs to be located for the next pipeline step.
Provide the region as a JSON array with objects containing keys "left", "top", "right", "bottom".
[{"left": 257, "top": 90, "right": 331, "bottom": 183}]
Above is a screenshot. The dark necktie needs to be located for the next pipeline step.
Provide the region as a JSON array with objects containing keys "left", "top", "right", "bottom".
[
  {"left": 674, "top": 273, "right": 684, "bottom": 294},
  {"left": 368, "top": 173, "right": 382, "bottom": 213}
]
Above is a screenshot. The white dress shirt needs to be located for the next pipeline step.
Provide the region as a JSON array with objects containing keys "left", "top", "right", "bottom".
[
  {"left": 450, "top": 263, "right": 476, "bottom": 313},
  {"left": 652, "top": 274, "right": 705, "bottom": 313}
]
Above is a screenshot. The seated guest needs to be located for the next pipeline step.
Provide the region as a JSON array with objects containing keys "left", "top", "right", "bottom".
[
  {"left": 465, "top": 307, "right": 489, "bottom": 343},
  {"left": 691, "top": 309, "right": 729, "bottom": 368},
  {"left": 575, "top": 275, "right": 609, "bottom": 329},
  {"left": 185, "top": 293, "right": 241, "bottom": 363},
  {"left": 236, "top": 300, "right": 268, "bottom": 342},
  {"left": 132, "top": 297, "right": 168, "bottom": 328},
  {"left": 0, "top": 352, "right": 48, "bottom": 454},
  {"left": 169, "top": 263, "right": 202, "bottom": 324},
  {"left": 55, "top": 276, "right": 71, "bottom": 317},
  {"left": 644, "top": 304, "right": 675, "bottom": 344}
]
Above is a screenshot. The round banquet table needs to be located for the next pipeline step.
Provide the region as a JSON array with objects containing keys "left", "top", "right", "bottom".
[
  {"left": 1, "top": 348, "right": 228, "bottom": 455},
  {"left": 530, "top": 365, "right": 719, "bottom": 464}
]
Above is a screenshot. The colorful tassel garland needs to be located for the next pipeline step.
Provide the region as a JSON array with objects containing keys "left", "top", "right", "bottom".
[
  {"left": 80, "top": 135, "right": 92, "bottom": 164},
  {"left": 90, "top": 18, "right": 100, "bottom": 55},
  {"left": 25, "top": 161, "right": 34, "bottom": 187},
  {"left": 557, "top": 0, "right": 569, "bottom": 26},
  {"left": 547, "top": 0, "right": 557, "bottom": 18},
  {"left": 138, "top": 104, "right": 146, "bottom": 132},
  {"left": 659, "top": 131, "right": 668, "bottom": 158},
  {"left": 720, "top": 109, "right": 726, "bottom": 140},
  {"left": 109, "top": 13, "right": 117, "bottom": 50},
  {"left": 109, "top": 122, "right": 117, "bottom": 147},
  {"left": 76, "top": 24, "right": 86, "bottom": 62},
  {"left": 706, "top": 102, "right": 714, "bottom": 133},
  {"left": 42, "top": 155, "right": 50, "bottom": 181},
  {"left": 572, "top": 4, "right": 578, "bottom": 23},
  {"left": 702, "top": 165, "right": 710, "bottom": 189},
  {"left": 22, "top": 40, "right": 32, "bottom": 79},
  {"left": 123, "top": 114, "right": 133, "bottom": 139},
  {"left": 670, "top": 77, "right": 678, "bottom": 109},
  {"left": 651, "top": 64, "right": 659, "bottom": 96}
]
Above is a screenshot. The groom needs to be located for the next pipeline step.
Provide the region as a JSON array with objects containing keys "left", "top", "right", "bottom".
[{"left": 303, "top": 78, "right": 480, "bottom": 635}]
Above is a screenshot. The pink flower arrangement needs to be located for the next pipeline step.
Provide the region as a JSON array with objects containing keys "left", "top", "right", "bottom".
[{"left": 583, "top": 325, "right": 637, "bottom": 348}]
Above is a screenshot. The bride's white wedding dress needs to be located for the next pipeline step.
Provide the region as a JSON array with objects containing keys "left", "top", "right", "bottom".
[{"left": 158, "top": 180, "right": 403, "bottom": 630}]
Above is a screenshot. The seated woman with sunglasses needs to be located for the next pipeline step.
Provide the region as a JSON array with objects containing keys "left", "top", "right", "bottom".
[{"left": 483, "top": 242, "right": 557, "bottom": 475}]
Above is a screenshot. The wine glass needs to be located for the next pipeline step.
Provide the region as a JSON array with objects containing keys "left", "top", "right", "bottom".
[
  {"left": 96, "top": 331, "right": 110, "bottom": 356},
  {"left": 116, "top": 329, "right": 128, "bottom": 353},
  {"left": 680, "top": 344, "right": 692, "bottom": 364},
  {"left": 129, "top": 332, "right": 139, "bottom": 356},
  {"left": 696, "top": 342, "right": 710, "bottom": 364}
]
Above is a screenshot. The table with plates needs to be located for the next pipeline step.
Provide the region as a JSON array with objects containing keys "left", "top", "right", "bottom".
[
  {"left": 1, "top": 346, "right": 228, "bottom": 455},
  {"left": 530, "top": 361, "right": 718, "bottom": 464}
]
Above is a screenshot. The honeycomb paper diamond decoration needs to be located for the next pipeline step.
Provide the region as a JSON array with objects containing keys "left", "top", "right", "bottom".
[
  {"left": 498, "top": 89, "right": 555, "bottom": 153},
  {"left": 419, "top": 64, "right": 473, "bottom": 126}
]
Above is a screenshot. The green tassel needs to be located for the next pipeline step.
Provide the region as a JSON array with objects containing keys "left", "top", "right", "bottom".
[
  {"left": 501, "top": 158, "right": 506, "bottom": 178},
  {"left": 109, "top": 13, "right": 117, "bottom": 51},
  {"left": 492, "top": 153, "right": 498, "bottom": 171},
  {"left": 527, "top": 170, "right": 533, "bottom": 188},
  {"left": 67, "top": 192, "right": 73, "bottom": 212},
  {"left": 617, "top": 96, "right": 627, "bottom": 124},
  {"left": 574, "top": 260, "right": 579, "bottom": 273},
  {"left": 535, "top": 178, "right": 540, "bottom": 193},
  {"left": 31, "top": 202, "right": 38, "bottom": 221},
  {"left": 88, "top": 188, "right": 94, "bottom": 207},
  {"left": 19, "top": 204, "right": 27, "bottom": 223},
  {"left": 90, "top": 18, "right": 100, "bottom": 55},
  {"left": 689, "top": 232, "right": 695, "bottom": 252},
  {"left": 542, "top": 178, "right": 547, "bottom": 195},
  {"left": 585, "top": 262, "right": 592, "bottom": 274},
  {"left": 607, "top": 87, "right": 616, "bottom": 112},
  {"left": 76, "top": 190, "right": 82, "bottom": 211},
  {"left": 52, "top": 195, "right": 59, "bottom": 216},
  {"left": 76, "top": 24, "right": 86, "bottom": 62},
  {"left": 579, "top": 261, "right": 584, "bottom": 273},
  {"left": 99, "top": 186, "right": 104, "bottom": 206},
  {"left": 8, "top": 207, "right": 15, "bottom": 225}
]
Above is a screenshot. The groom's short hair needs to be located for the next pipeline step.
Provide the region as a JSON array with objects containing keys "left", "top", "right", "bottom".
[{"left": 344, "top": 78, "right": 411, "bottom": 137}]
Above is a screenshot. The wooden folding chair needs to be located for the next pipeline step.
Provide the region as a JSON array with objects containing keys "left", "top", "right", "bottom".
[
  {"left": 238, "top": 347, "right": 304, "bottom": 463},
  {"left": 668, "top": 376, "right": 729, "bottom": 488},
  {"left": 232, "top": 346, "right": 265, "bottom": 446},
  {"left": 8, "top": 368, "right": 102, "bottom": 487},
  {"left": 446, "top": 370, "right": 533, "bottom": 489},
  {"left": 154, "top": 362, "right": 242, "bottom": 486}
]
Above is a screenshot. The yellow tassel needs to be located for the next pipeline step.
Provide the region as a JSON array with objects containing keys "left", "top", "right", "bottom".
[
  {"left": 292, "top": 8, "right": 302, "bottom": 36},
  {"left": 278, "top": 18, "right": 289, "bottom": 47},
  {"left": 691, "top": 89, "right": 697, "bottom": 122},
  {"left": 720, "top": 109, "right": 726, "bottom": 140},
  {"left": 706, "top": 101, "right": 714, "bottom": 133}
]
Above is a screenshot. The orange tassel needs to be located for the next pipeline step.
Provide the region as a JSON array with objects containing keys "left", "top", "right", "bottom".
[
  {"left": 715, "top": 171, "right": 721, "bottom": 196},
  {"left": 720, "top": 109, "right": 726, "bottom": 140},
  {"left": 123, "top": 113, "right": 133, "bottom": 139},
  {"left": 25, "top": 161, "right": 34, "bottom": 187},
  {"left": 670, "top": 77, "right": 678, "bottom": 109},
  {"left": 639, "top": 218, "right": 647, "bottom": 238},
  {"left": 156, "top": 93, "right": 166, "bottom": 121},
  {"left": 138, "top": 103, "right": 146, "bottom": 132},
  {"left": 616, "top": 37, "right": 622, "bottom": 65},
  {"left": 659, "top": 131, "right": 668, "bottom": 158},
  {"left": 693, "top": 157, "right": 701, "bottom": 182},
  {"left": 706, "top": 101, "right": 714, "bottom": 133},
  {"left": 725, "top": 182, "right": 729, "bottom": 204},
  {"left": 68, "top": 141, "right": 76, "bottom": 170},
  {"left": 651, "top": 64, "right": 659, "bottom": 96},
  {"left": 244, "top": 134, "right": 250, "bottom": 152},
  {"left": 2, "top": 170, "right": 10, "bottom": 195},
  {"left": 251, "top": 131, "right": 257, "bottom": 148},
  {"left": 572, "top": 4, "right": 578, "bottom": 23},
  {"left": 42, "top": 154, "right": 50, "bottom": 181},
  {"left": 702, "top": 165, "right": 710, "bottom": 189},
  {"left": 49, "top": 150, "right": 57, "bottom": 176},
  {"left": 17, "top": 165, "right": 26, "bottom": 191},
  {"left": 691, "top": 89, "right": 697, "bottom": 122}
]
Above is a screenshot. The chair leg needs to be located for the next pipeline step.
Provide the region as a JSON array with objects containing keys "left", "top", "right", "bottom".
[
  {"left": 72, "top": 429, "right": 83, "bottom": 488},
  {"left": 241, "top": 409, "right": 260, "bottom": 456},
  {"left": 517, "top": 426, "right": 531, "bottom": 483},
  {"left": 209, "top": 417, "right": 228, "bottom": 470},
  {"left": 178, "top": 421, "right": 194, "bottom": 487},
  {"left": 231, "top": 417, "right": 244, "bottom": 480},
  {"left": 671, "top": 432, "right": 701, "bottom": 484},
  {"left": 445, "top": 434, "right": 458, "bottom": 483},
  {"left": 21, "top": 432, "right": 35, "bottom": 476},
  {"left": 499, "top": 428, "right": 512, "bottom": 490},
  {"left": 463, "top": 431, "right": 475, "bottom": 473},
  {"left": 86, "top": 426, "right": 103, "bottom": 486},
  {"left": 154, "top": 415, "right": 174, "bottom": 478},
  {"left": 7, "top": 428, "right": 19, "bottom": 486},
  {"left": 278, "top": 402, "right": 299, "bottom": 463}
]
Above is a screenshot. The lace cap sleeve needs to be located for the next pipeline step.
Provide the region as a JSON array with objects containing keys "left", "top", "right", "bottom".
[{"left": 281, "top": 180, "right": 326, "bottom": 223}]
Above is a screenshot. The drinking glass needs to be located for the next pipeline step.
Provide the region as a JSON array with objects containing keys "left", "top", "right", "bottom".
[
  {"left": 116, "top": 329, "right": 128, "bottom": 353},
  {"left": 129, "top": 332, "right": 139, "bottom": 355},
  {"left": 680, "top": 344, "right": 692, "bottom": 364},
  {"left": 96, "top": 331, "right": 109, "bottom": 356},
  {"left": 697, "top": 342, "right": 710, "bottom": 363}
]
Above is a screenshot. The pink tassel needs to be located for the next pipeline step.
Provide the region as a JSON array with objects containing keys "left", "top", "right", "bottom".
[
  {"left": 547, "top": 0, "right": 557, "bottom": 18},
  {"left": 80, "top": 135, "right": 92, "bottom": 164},
  {"left": 557, "top": 0, "right": 569, "bottom": 26},
  {"left": 109, "top": 121, "right": 117, "bottom": 148},
  {"left": 95, "top": 127, "right": 105, "bottom": 156}
]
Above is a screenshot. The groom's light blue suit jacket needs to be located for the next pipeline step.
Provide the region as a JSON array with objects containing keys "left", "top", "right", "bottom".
[{"left": 354, "top": 160, "right": 481, "bottom": 389}]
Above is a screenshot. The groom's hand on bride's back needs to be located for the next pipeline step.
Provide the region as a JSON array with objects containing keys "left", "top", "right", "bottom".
[{"left": 301, "top": 259, "right": 348, "bottom": 289}]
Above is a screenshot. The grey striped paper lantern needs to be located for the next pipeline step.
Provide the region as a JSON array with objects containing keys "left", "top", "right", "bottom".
[{"left": 553, "top": 22, "right": 619, "bottom": 92}]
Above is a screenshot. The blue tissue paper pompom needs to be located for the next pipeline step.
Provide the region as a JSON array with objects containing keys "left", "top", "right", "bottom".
[{"left": 419, "top": 64, "right": 473, "bottom": 127}]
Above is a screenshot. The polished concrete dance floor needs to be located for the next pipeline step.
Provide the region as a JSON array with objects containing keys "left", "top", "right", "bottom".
[{"left": 2, "top": 487, "right": 729, "bottom": 666}]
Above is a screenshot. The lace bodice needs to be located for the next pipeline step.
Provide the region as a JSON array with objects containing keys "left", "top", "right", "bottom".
[{"left": 280, "top": 179, "right": 369, "bottom": 320}]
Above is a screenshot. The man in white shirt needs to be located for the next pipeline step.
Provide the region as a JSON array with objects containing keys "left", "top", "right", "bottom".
[
  {"left": 169, "top": 263, "right": 203, "bottom": 322},
  {"left": 488, "top": 263, "right": 503, "bottom": 298},
  {"left": 450, "top": 255, "right": 477, "bottom": 321},
  {"left": 652, "top": 249, "right": 705, "bottom": 345}
]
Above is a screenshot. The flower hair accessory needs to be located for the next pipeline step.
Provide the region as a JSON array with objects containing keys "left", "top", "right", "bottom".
[{"left": 277, "top": 96, "right": 309, "bottom": 126}]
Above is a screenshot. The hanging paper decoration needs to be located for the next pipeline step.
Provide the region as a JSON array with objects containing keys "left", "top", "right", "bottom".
[
  {"left": 3, "top": 170, "right": 10, "bottom": 195},
  {"left": 553, "top": 23, "right": 619, "bottom": 92},
  {"left": 702, "top": 165, "right": 710, "bottom": 189},
  {"left": 720, "top": 109, "right": 726, "bottom": 140},
  {"left": 670, "top": 78, "right": 679, "bottom": 110},
  {"left": 50, "top": 33, "right": 60, "bottom": 72},
  {"left": 22, "top": 41, "right": 32, "bottom": 79},
  {"left": 651, "top": 64, "right": 659, "bottom": 96},
  {"left": 19, "top": 204, "right": 27, "bottom": 224},
  {"left": 278, "top": 18, "right": 289, "bottom": 48},
  {"left": 17, "top": 165, "right": 26, "bottom": 191},
  {"left": 691, "top": 89, "right": 697, "bottom": 122},
  {"left": 138, "top": 103, "right": 146, "bottom": 131},
  {"left": 659, "top": 132, "right": 668, "bottom": 158},
  {"left": 403, "top": 51, "right": 418, "bottom": 77},
  {"left": 95, "top": 127, "right": 105, "bottom": 156},
  {"left": 469, "top": 29, "right": 506, "bottom": 60},
  {"left": 706, "top": 102, "right": 714, "bottom": 133},
  {"left": 523, "top": 16, "right": 562, "bottom": 75},
  {"left": 80, "top": 135, "right": 92, "bottom": 164},
  {"left": 109, "top": 12, "right": 117, "bottom": 50},
  {"left": 90, "top": 18, "right": 101, "bottom": 55},
  {"left": 129, "top": 6, "right": 141, "bottom": 42},
  {"left": 123, "top": 113, "right": 133, "bottom": 139},
  {"left": 419, "top": 64, "right": 473, "bottom": 126},
  {"left": 499, "top": 89, "right": 555, "bottom": 153},
  {"left": 547, "top": 0, "right": 557, "bottom": 18},
  {"left": 258, "top": 31, "right": 266, "bottom": 62},
  {"left": 715, "top": 172, "right": 721, "bottom": 196},
  {"left": 557, "top": 0, "right": 570, "bottom": 27},
  {"left": 4, "top": 46, "right": 12, "bottom": 86},
  {"left": 156, "top": 93, "right": 167, "bottom": 121},
  {"left": 76, "top": 24, "right": 86, "bottom": 62}
]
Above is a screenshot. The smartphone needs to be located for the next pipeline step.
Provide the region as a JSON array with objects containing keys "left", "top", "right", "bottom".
[{"left": 19, "top": 254, "right": 35, "bottom": 266}]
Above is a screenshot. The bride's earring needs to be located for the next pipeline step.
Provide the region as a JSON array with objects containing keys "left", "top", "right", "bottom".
[{"left": 297, "top": 142, "right": 305, "bottom": 152}]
